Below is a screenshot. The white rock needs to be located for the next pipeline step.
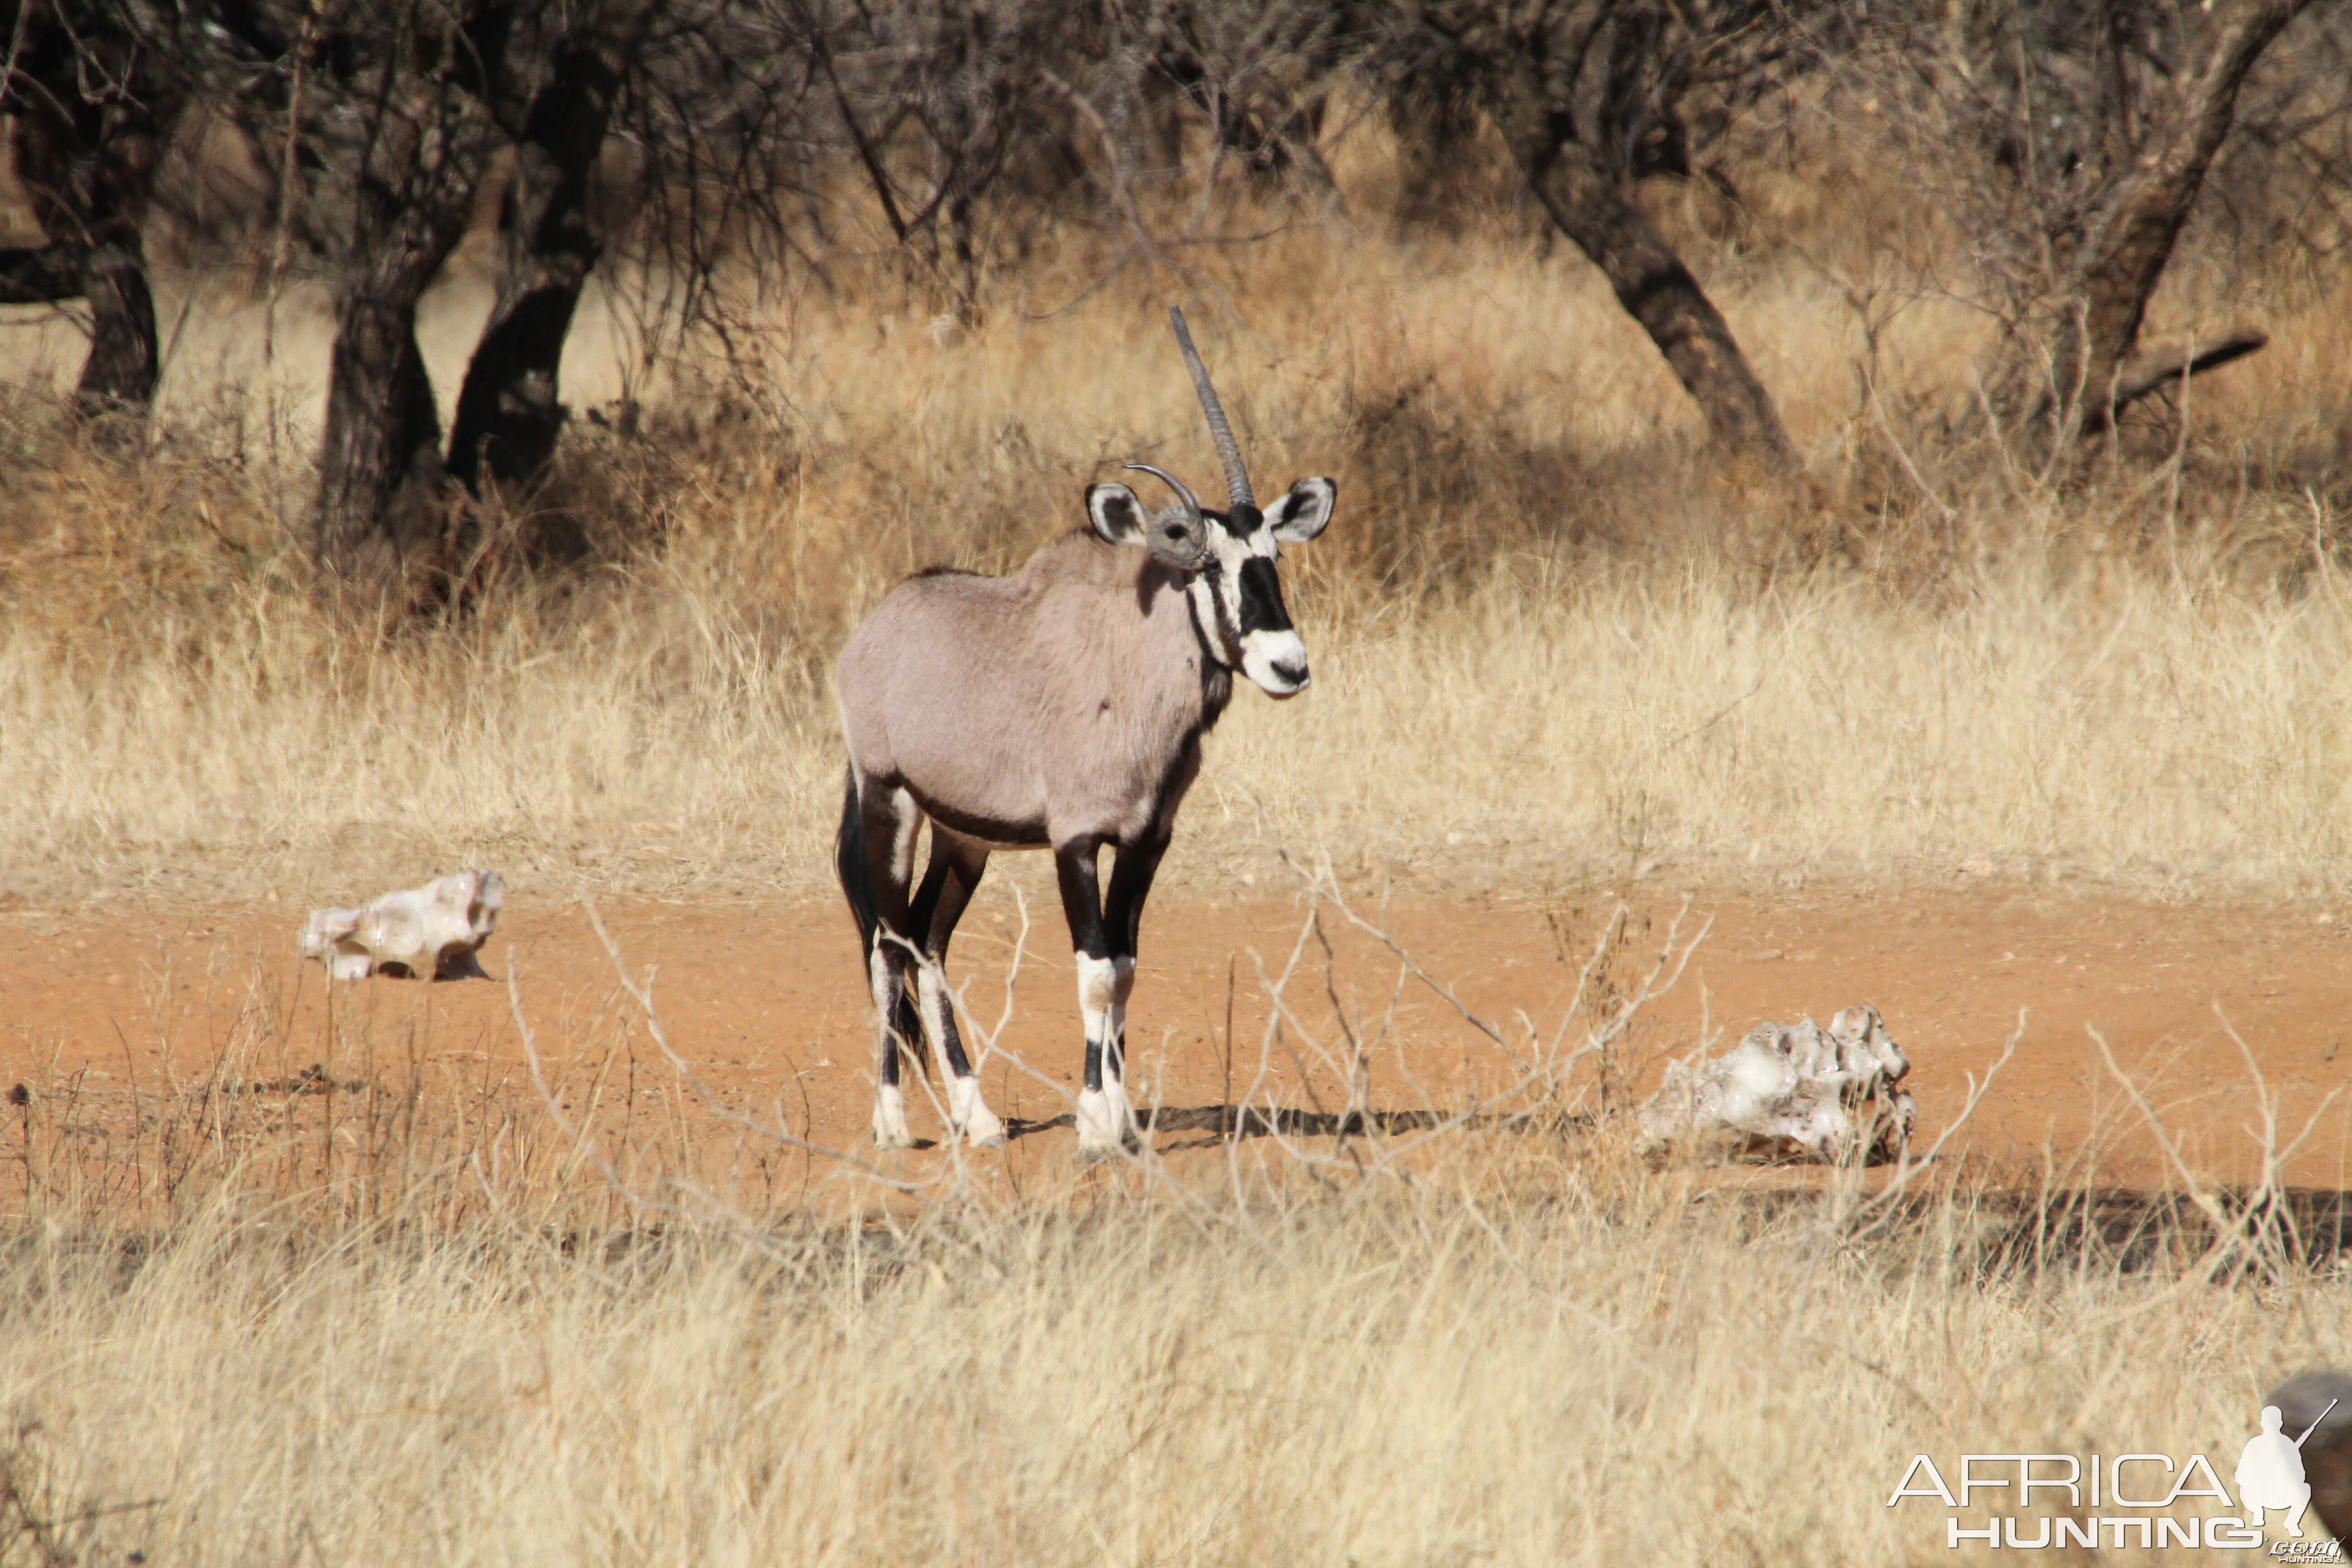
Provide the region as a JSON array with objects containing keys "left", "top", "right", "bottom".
[
  {"left": 299, "top": 870, "right": 505, "bottom": 980},
  {"left": 1637, "top": 1003, "right": 1915, "bottom": 1163}
]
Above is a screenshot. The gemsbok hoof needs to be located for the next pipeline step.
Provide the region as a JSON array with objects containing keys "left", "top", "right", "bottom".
[
  {"left": 871, "top": 1085, "right": 915, "bottom": 1150},
  {"left": 948, "top": 1079, "right": 1006, "bottom": 1149}
]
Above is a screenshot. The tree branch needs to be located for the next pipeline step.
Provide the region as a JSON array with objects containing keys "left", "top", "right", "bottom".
[
  {"left": 2109, "top": 325, "right": 2269, "bottom": 414},
  {"left": 0, "top": 244, "right": 87, "bottom": 303}
]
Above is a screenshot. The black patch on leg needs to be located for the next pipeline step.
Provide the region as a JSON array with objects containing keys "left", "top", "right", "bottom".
[
  {"left": 871, "top": 941, "right": 918, "bottom": 1088},
  {"left": 1056, "top": 837, "right": 1109, "bottom": 1093}
]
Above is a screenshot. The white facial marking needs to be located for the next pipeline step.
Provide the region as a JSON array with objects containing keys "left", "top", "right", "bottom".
[
  {"left": 1240, "top": 629, "right": 1310, "bottom": 696},
  {"left": 1200, "top": 522, "right": 1310, "bottom": 698}
]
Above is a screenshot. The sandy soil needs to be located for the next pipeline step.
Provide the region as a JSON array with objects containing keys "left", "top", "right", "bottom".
[{"left": 3, "top": 879, "right": 2348, "bottom": 1191}]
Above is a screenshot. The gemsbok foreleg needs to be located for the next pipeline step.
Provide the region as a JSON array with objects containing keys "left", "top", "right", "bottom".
[
  {"left": 1100, "top": 833, "right": 1169, "bottom": 1140},
  {"left": 1055, "top": 835, "right": 1142, "bottom": 1156},
  {"left": 905, "top": 829, "right": 1005, "bottom": 1147}
]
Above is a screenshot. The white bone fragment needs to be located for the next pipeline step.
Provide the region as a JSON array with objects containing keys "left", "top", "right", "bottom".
[
  {"left": 1637, "top": 1003, "right": 1914, "bottom": 1164},
  {"left": 299, "top": 870, "right": 505, "bottom": 980}
]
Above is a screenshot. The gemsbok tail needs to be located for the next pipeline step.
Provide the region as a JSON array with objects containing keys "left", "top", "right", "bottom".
[
  {"left": 835, "top": 767, "right": 879, "bottom": 955},
  {"left": 835, "top": 767, "right": 928, "bottom": 1080}
]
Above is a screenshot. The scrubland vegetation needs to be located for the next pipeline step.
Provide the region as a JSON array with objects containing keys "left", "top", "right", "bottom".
[
  {"left": 5, "top": 1, "right": 2352, "bottom": 1561},
  {"left": 8, "top": 214, "right": 2352, "bottom": 904}
]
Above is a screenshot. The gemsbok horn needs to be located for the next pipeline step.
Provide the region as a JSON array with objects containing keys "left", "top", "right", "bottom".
[{"left": 833, "top": 306, "right": 1337, "bottom": 1153}]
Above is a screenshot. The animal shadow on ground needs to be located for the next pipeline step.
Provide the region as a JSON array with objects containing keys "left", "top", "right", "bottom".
[{"left": 1001, "top": 1103, "right": 1595, "bottom": 1151}]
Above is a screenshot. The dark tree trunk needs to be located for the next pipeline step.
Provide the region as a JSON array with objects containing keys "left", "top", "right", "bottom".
[
  {"left": 1479, "top": 3, "right": 1792, "bottom": 463},
  {"left": 1514, "top": 132, "right": 1790, "bottom": 460},
  {"left": 313, "top": 178, "right": 480, "bottom": 591},
  {"left": 5, "top": 37, "right": 169, "bottom": 434},
  {"left": 2043, "top": 0, "right": 2312, "bottom": 436},
  {"left": 300, "top": 20, "right": 495, "bottom": 597},
  {"left": 446, "top": 38, "right": 622, "bottom": 497},
  {"left": 72, "top": 226, "right": 159, "bottom": 421},
  {"left": 315, "top": 262, "right": 462, "bottom": 587}
]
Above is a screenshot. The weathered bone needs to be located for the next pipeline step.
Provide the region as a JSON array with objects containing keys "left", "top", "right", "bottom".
[
  {"left": 1637, "top": 1004, "right": 1914, "bottom": 1164},
  {"left": 299, "top": 869, "right": 505, "bottom": 980}
]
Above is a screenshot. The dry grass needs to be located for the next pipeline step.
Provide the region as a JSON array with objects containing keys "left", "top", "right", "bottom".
[
  {"left": 2, "top": 1175, "right": 2340, "bottom": 1568},
  {"left": 0, "top": 906, "right": 2343, "bottom": 1568},
  {"left": 8, "top": 121, "right": 2352, "bottom": 904},
  {"left": 6, "top": 329, "right": 2352, "bottom": 905}
]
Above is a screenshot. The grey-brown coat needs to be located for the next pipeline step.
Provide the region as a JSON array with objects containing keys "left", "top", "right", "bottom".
[{"left": 831, "top": 307, "right": 1335, "bottom": 1155}]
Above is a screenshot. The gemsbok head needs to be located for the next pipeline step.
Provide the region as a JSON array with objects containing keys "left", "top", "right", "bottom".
[{"left": 834, "top": 306, "right": 1337, "bottom": 1154}]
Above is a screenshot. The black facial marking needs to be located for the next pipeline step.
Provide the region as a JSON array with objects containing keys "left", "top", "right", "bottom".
[
  {"left": 1185, "top": 554, "right": 1244, "bottom": 672},
  {"left": 1227, "top": 503, "right": 1265, "bottom": 536},
  {"left": 1236, "top": 555, "right": 1293, "bottom": 635}
]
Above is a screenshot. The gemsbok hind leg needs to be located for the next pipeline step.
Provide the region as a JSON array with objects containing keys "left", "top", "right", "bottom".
[
  {"left": 905, "top": 829, "right": 1005, "bottom": 1147},
  {"left": 854, "top": 783, "right": 924, "bottom": 1149}
]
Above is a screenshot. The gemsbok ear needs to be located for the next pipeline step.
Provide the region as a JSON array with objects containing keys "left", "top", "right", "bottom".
[
  {"left": 1268, "top": 476, "right": 1335, "bottom": 543},
  {"left": 1087, "top": 483, "right": 1149, "bottom": 547}
]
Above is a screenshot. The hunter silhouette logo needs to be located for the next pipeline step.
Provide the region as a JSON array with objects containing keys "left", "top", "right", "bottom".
[
  {"left": 1886, "top": 1395, "right": 2345, "bottom": 1552},
  {"left": 2238, "top": 1397, "right": 2341, "bottom": 1540}
]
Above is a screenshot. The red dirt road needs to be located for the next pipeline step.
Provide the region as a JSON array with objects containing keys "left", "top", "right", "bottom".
[{"left": 3, "top": 881, "right": 2348, "bottom": 1189}]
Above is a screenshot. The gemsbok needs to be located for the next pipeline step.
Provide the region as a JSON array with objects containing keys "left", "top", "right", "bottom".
[{"left": 834, "top": 307, "right": 1336, "bottom": 1154}]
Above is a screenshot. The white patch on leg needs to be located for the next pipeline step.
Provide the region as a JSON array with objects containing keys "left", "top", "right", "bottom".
[
  {"left": 872, "top": 1083, "right": 912, "bottom": 1149},
  {"left": 914, "top": 961, "right": 957, "bottom": 1076},
  {"left": 947, "top": 1073, "right": 1005, "bottom": 1148},
  {"left": 1075, "top": 1087, "right": 1123, "bottom": 1156},
  {"left": 1074, "top": 953, "right": 1135, "bottom": 1156},
  {"left": 1097, "top": 1075, "right": 1134, "bottom": 1145},
  {"left": 1103, "top": 956, "right": 1138, "bottom": 1142},
  {"left": 1076, "top": 952, "right": 1118, "bottom": 1017},
  {"left": 915, "top": 960, "right": 1003, "bottom": 1147},
  {"left": 1107, "top": 955, "right": 1136, "bottom": 1057}
]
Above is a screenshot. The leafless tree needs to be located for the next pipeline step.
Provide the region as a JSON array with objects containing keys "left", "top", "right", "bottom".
[
  {"left": 445, "top": 0, "right": 653, "bottom": 500},
  {"left": 127, "top": 0, "right": 775, "bottom": 598},
  {"left": 0, "top": 0, "right": 182, "bottom": 433},
  {"left": 1357, "top": 0, "right": 1796, "bottom": 460},
  {"left": 1809, "top": 0, "right": 2345, "bottom": 446}
]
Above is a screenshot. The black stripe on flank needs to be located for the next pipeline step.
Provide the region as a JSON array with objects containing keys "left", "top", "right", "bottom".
[
  {"left": 1236, "top": 556, "right": 1292, "bottom": 635},
  {"left": 917, "top": 794, "right": 1050, "bottom": 848}
]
